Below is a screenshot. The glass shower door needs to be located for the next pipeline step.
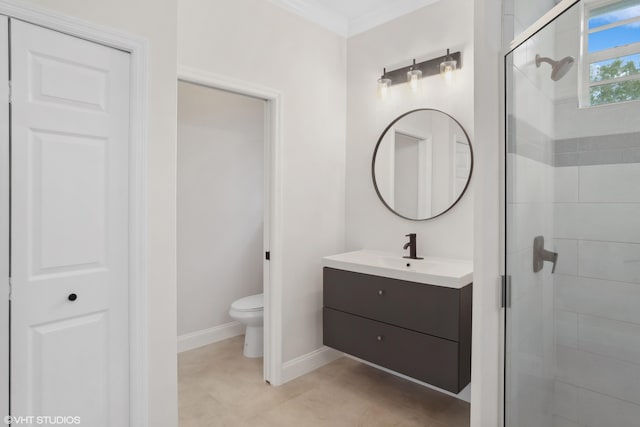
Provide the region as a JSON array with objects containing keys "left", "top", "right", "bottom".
[{"left": 505, "top": 1, "right": 640, "bottom": 426}]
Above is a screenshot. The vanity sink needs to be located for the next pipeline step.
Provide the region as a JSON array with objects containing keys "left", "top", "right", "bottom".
[
  {"left": 322, "top": 249, "right": 473, "bottom": 393},
  {"left": 322, "top": 250, "right": 472, "bottom": 288}
]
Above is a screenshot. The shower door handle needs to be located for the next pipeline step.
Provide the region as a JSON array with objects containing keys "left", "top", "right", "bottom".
[{"left": 533, "top": 236, "right": 558, "bottom": 273}]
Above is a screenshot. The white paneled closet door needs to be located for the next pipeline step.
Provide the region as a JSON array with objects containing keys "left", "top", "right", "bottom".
[{"left": 9, "top": 20, "right": 131, "bottom": 426}]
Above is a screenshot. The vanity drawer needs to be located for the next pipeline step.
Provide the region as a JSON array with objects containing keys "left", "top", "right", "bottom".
[
  {"left": 323, "top": 267, "right": 462, "bottom": 341},
  {"left": 323, "top": 308, "right": 464, "bottom": 393}
]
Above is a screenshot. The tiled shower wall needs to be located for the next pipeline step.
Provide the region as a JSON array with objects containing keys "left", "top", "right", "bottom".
[
  {"left": 510, "top": 130, "right": 640, "bottom": 427},
  {"left": 550, "top": 5, "right": 640, "bottom": 424},
  {"left": 552, "top": 159, "right": 640, "bottom": 427},
  {"left": 551, "top": 142, "right": 640, "bottom": 427}
]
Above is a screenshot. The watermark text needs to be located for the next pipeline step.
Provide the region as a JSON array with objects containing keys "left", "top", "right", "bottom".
[{"left": 4, "top": 415, "right": 81, "bottom": 425}]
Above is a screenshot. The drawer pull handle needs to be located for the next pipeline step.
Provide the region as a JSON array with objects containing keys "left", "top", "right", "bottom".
[
  {"left": 377, "top": 335, "right": 383, "bottom": 341},
  {"left": 378, "top": 290, "right": 384, "bottom": 296},
  {"left": 68, "top": 293, "right": 78, "bottom": 302}
]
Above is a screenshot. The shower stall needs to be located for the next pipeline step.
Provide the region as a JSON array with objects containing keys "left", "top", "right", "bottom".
[{"left": 504, "top": 0, "right": 640, "bottom": 426}]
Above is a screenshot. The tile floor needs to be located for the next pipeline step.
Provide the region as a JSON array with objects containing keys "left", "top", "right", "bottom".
[{"left": 179, "top": 336, "right": 470, "bottom": 427}]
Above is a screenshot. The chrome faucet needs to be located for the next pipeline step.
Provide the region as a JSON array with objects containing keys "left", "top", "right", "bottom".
[{"left": 403, "top": 233, "right": 423, "bottom": 260}]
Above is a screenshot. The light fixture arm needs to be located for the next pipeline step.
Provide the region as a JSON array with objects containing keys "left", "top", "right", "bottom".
[{"left": 379, "top": 50, "right": 461, "bottom": 87}]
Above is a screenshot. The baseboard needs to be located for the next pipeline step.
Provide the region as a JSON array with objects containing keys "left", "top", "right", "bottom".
[
  {"left": 177, "top": 321, "right": 244, "bottom": 353},
  {"left": 280, "top": 346, "right": 342, "bottom": 384}
]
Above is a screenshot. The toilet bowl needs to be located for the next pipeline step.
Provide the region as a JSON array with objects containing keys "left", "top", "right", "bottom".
[{"left": 229, "top": 293, "right": 264, "bottom": 358}]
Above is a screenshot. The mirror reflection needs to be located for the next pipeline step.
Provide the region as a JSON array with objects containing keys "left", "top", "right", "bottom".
[{"left": 372, "top": 109, "right": 472, "bottom": 220}]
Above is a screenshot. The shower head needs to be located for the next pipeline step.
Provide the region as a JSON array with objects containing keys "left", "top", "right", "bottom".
[{"left": 535, "top": 54, "right": 575, "bottom": 81}]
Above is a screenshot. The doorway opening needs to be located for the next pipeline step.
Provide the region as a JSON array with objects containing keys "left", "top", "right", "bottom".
[
  {"left": 176, "top": 67, "right": 283, "bottom": 393},
  {"left": 177, "top": 79, "right": 267, "bottom": 358}
]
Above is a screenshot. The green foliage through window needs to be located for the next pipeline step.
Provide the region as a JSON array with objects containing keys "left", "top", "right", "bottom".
[{"left": 589, "top": 58, "right": 640, "bottom": 105}]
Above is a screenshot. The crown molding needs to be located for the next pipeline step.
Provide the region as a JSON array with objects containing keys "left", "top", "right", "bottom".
[
  {"left": 348, "top": 0, "right": 442, "bottom": 37},
  {"left": 270, "top": 0, "right": 442, "bottom": 38},
  {"left": 269, "top": 0, "right": 349, "bottom": 37}
]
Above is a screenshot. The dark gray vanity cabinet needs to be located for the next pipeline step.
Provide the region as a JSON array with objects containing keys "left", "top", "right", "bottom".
[{"left": 322, "top": 267, "right": 472, "bottom": 394}]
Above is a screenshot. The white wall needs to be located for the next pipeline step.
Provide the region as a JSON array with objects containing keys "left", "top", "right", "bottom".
[
  {"left": 472, "top": 0, "right": 503, "bottom": 425},
  {"left": 504, "top": 0, "right": 557, "bottom": 39},
  {"left": 178, "top": 0, "right": 346, "bottom": 364},
  {"left": 11, "top": 0, "right": 179, "bottom": 425},
  {"left": 177, "top": 82, "right": 264, "bottom": 337},
  {"left": 346, "top": 0, "right": 474, "bottom": 260}
]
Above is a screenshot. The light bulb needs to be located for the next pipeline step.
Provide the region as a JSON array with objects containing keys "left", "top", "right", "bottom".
[
  {"left": 380, "top": 83, "right": 388, "bottom": 99},
  {"left": 443, "top": 64, "right": 454, "bottom": 82},
  {"left": 407, "top": 69, "right": 422, "bottom": 92},
  {"left": 440, "top": 54, "right": 457, "bottom": 82},
  {"left": 377, "top": 77, "right": 391, "bottom": 99}
]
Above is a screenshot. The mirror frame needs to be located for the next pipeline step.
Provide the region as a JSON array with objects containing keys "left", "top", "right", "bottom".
[{"left": 371, "top": 108, "right": 474, "bottom": 221}]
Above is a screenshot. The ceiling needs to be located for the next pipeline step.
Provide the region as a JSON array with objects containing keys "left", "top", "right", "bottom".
[{"left": 269, "top": 0, "right": 442, "bottom": 38}]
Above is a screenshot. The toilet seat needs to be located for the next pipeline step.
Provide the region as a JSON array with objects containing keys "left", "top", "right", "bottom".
[{"left": 231, "top": 293, "right": 263, "bottom": 312}]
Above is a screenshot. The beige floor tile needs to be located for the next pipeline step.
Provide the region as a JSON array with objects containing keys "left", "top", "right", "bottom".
[{"left": 179, "top": 337, "right": 470, "bottom": 427}]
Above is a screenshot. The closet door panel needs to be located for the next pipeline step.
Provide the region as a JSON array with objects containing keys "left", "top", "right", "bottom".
[{"left": 10, "top": 19, "right": 131, "bottom": 426}]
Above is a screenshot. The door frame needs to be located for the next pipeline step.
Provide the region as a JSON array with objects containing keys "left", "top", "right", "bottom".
[
  {"left": 0, "top": 14, "right": 7, "bottom": 424},
  {"left": 0, "top": 1, "right": 149, "bottom": 425},
  {"left": 177, "top": 65, "right": 284, "bottom": 385}
]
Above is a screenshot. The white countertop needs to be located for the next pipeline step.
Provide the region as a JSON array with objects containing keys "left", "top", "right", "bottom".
[{"left": 322, "top": 250, "right": 473, "bottom": 289}]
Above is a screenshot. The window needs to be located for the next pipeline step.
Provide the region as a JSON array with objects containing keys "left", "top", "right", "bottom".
[{"left": 581, "top": 0, "right": 640, "bottom": 107}]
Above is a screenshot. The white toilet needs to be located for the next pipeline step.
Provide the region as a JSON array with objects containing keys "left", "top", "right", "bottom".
[{"left": 229, "top": 293, "right": 264, "bottom": 358}]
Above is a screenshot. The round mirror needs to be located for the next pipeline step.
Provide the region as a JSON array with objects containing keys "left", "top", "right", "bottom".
[{"left": 372, "top": 109, "right": 473, "bottom": 221}]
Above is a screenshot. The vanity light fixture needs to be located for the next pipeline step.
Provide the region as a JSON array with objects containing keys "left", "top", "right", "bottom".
[
  {"left": 440, "top": 49, "right": 457, "bottom": 82},
  {"left": 377, "top": 68, "right": 392, "bottom": 99},
  {"left": 407, "top": 59, "right": 422, "bottom": 92},
  {"left": 377, "top": 49, "right": 462, "bottom": 95}
]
